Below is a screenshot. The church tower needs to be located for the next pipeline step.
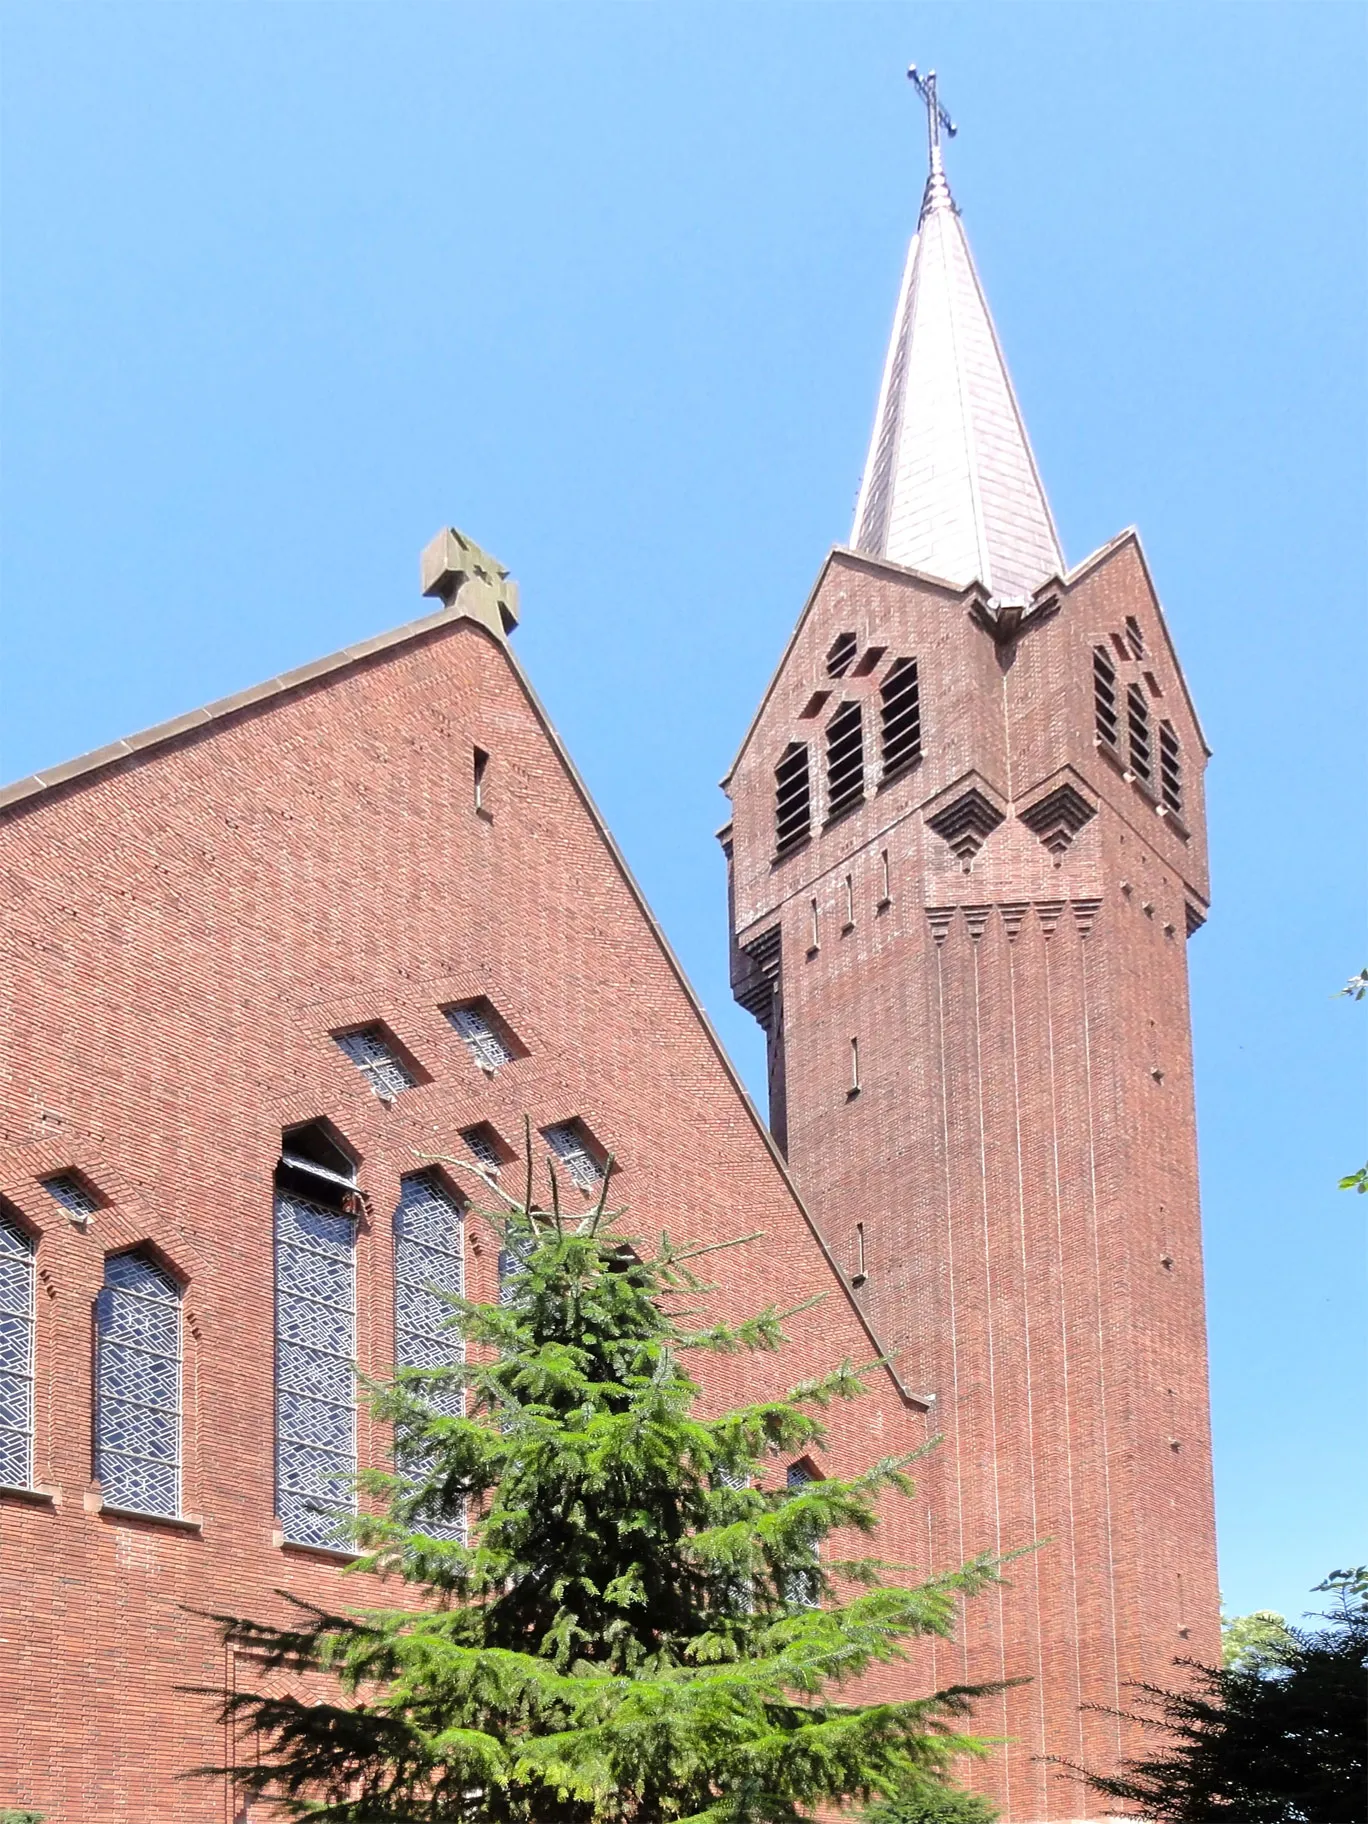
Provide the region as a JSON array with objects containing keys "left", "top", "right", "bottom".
[{"left": 721, "top": 73, "right": 1220, "bottom": 1819}]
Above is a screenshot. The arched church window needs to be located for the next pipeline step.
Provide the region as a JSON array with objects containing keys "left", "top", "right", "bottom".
[
  {"left": 1159, "top": 722, "right": 1182, "bottom": 815},
  {"left": 1127, "top": 683, "right": 1152, "bottom": 787},
  {"left": 774, "top": 743, "right": 812, "bottom": 855},
  {"left": 1093, "top": 647, "right": 1119, "bottom": 751},
  {"left": 825, "top": 632, "right": 858, "bottom": 678},
  {"left": 274, "top": 1123, "right": 358, "bottom": 1549},
  {"left": 96, "top": 1251, "right": 182, "bottom": 1517},
  {"left": 880, "top": 658, "right": 921, "bottom": 775},
  {"left": 393, "top": 1172, "right": 466, "bottom": 1543},
  {"left": 825, "top": 702, "right": 866, "bottom": 818},
  {"left": 0, "top": 1206, "right": 35, "bottom": 1490}
]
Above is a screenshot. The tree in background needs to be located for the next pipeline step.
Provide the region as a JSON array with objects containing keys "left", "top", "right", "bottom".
[
  {"left": 860, "top": 1784, "right": 999, "bottom": 1822},
  {"left": 1063, "top": 1569, "right": 1368, "bottom": 1822},
  {"left": 1336, "top": 969, "right": 1366, "bottom": 1195},
  {"left": 203, "top": 1138, "right": 1007, "bottom": 1820},
  {"left": 1220, "top": 1602, "right": 1292, "bottom": 1675}
]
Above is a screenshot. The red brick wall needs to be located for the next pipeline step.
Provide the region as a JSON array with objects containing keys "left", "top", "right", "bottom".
[
  {"left": 725, "top": 540, "right": 1220, "bottom": 1820},
  {"left": 0, "top": 615, "right": 931, "bottom": 1822}
]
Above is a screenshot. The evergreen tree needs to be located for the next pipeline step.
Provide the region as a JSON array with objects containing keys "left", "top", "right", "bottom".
[
  {"left": 204, "top": 1144, "right": 1007, "bottom": 1820},
  {"left": 1062, "top": 1570, "right": 1368, "bottom": 1822}
]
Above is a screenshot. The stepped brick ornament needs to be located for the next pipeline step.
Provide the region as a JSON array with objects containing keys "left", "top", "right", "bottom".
[
  {"left": 851, "top": 68, "right": 1064, "bottom": 600},
  {"left": 721, "top": 64, "right": 1218, "bottom": 1822}
]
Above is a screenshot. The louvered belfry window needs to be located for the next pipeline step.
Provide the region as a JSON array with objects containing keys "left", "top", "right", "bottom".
[
  {"left": 393, "top": 1173, "right": 466, "bottom": 1541},
  {"left": 826, "top": 632, "right": 858, "bottom": 678},
  {"left": 1094, "top": 647, "right": 1120, "bottom": 750},
  {"left": 774, "top": 743, "right": 812, "bottom": 854},
  {"left": 275, "top": 1188, "right": 357, "bottom": 1548},
  {"left": 335, "top": 1027, "right": 415, "bottom": 1100},
  {"left": 446, "top": 1005, "right": 513, "bottom": 1072},
  {"left": 1159, "top": 722, "right": 1182, "bottom": 814},
  {"left": 880, "top": 658, "right": 921, "bottom": 774},
  {"left": 0, "top": 1209, "right": 35, "bottom": 1490},
  {"left": 543, "top": 1123, "right": 603, "bottom": 1193},
  {"left": 826, "top": 702, "right": 865, "bottom": 817},
  {"left": 1127, "top": 683, "right": 1152, "bottom": 785},
  {"left": 96, "top": 1252, "right": 181, "bottom": 1518}
]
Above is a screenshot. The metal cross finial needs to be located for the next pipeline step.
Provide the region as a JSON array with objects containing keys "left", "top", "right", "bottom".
[{"left": 908, "top": 65, "right": 957, "bottom": 178}]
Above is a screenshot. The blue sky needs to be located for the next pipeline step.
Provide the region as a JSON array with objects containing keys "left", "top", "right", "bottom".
[{"left": 2, "top": 3, "right": 1363, "bottom": 1627}]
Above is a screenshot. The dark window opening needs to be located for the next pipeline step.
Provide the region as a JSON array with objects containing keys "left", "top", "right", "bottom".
[
  {"left": 825, "top": 632, "right": 858, "bottom": 678},
  {"left": 1127, "top": 683, "right": 1152, "bottom": 785},
  {"left": 277, "top": 1120, "right": 359, "bottom": 1215},
  {"left": 1159, "top": 722, "right": 1182, "bottom": 814},
  {"left": 880, "top": 657, "right": 921, "bottom": 774},
  {"left": 1125, "top": 615, "right": 1145, "bottom": 658},
  {"left": 825, "top": 702, "right": 865, "bottom": 817},
  {"left": 473, "top": 747, "right": 490, "bottom": 814},
  {"left": 774, "top": 743, "right": 812, "bottom": 854},
  {"left": 1094, "top": 647, "right": 1119, "bottom": 749},
  {"left": 799, "top": 690, "right": 830, "bottom": 720}
]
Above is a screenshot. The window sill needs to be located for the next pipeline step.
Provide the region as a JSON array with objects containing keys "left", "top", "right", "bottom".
[
  {"left": 875, "top": 896, "right": 891, "bottom": 915},
  {"left": 823, "top": 798, "right": 865, "bottom": 833},
  {"left": 877, "top": 753, "right": 923, "bottom": 792},
  {"left": 98, "top": 1502, "right": 203, "bottom": 1532},
  {"left": 274, "top": 1532, "right": 361, "bottom": 1563},
  {"left": 0, "top": 1482, "right": 58, "bottom": 1507},
  {"left": 772, "top": 836, "right": 812, "bottom": 868},
  {"left": 839, "top": 920, "right": 855, "bottom": 936},
  {"left": 846, "top": 1086, "right": 862, "bottom": 1102}
]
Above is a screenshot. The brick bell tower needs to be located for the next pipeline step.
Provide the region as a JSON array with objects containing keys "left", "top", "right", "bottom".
[{"left": 720, "top": 72, "right": 1220, "bottom": 1820}]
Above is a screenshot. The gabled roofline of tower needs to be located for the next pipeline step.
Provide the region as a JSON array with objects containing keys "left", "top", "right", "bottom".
[
  {"left": 721, "top": 544, "right": 971, "bottom": 790},
  {"left": 1065, "top": 526, "right": 1211, "bottom": 758},
  {"left": 0, "top": 585, "right": 935, "bottom": 1411}
]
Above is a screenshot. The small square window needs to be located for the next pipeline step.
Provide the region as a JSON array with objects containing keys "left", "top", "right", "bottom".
[
  {"left": 445, "top": 1003, "right": 516, "bottom": 1073},
  {"left": 542, "top": 1122, "right": 605, "bottom": 1194},
  {"left": 461, "top": 1124, "right": 506, "bottom": 1173},
  {"left": 40, "top": 1172, "right": 100, "bottom": 1217},
  {"left": 334, "top": 1027, "right": 416, "bottom": 1100}
]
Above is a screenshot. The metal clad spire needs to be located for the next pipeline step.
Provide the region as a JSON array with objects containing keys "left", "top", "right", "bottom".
[{"left": 850, "top": 68, "right": 1063, "bottom": 598}]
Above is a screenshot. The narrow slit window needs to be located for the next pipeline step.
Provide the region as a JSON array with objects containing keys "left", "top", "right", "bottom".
[
  {"left": 825, "top": 632, "right": 858, "bottom": 678},
  {"left": 826, "top": 702, "right": 865, "bottom": 817},
  {"left": 1127, "top": 683, "right": 1152, "bottom": 785},
  {"left": 446, "top": 1004, "right": 514, "bottom": 1072},
  {"left": 96, "top": 1252, "right": 182, "bottom": 1518},
  {"left": 784, "top": 1461, "right": 822, "bottom": 1607},
  {"left": 879, "top": 849, "right": 891, "bottom": 904},
  {"left": 843, "top": 876, "right": 854, "bottom": 929},
  {"left": 393, "top": 1173, "right": 466, "bottom": 1542},
  {"left": 774, "top": 743, "right": 812, "bottom": 854},
  {"left": 849, "top": 1036, "right": 861, "bottom": 1096},
  {"left": 1159, "top": 722, "right": 1182, "bottom": 814},
  {"left": 335, "top": 1027, "right": 415, "bottom": 1100},
  {"left": 274, "top": 1134, "right": 358, "bottom": 1549},
  {"left": 542, "top": 1123, "right": 604, "bottom": 1194},
  {"left": 473, "top": 747, "right": 489, "bottom": 813},
  {"left": 1094, "top": 647, "right": 1119, "bottom": 750},
  {"left": 880, "top": 657, "right": 921, "bottom": 774},
  {"left": 853, "top": 1220, "right": 867, "bottom": 1286},
  {"left": 0, "top": 1208, "right": 36, "bottom": 1490},
  {"left": 809, "top": 898, "right": 820, "bottom": 952}
]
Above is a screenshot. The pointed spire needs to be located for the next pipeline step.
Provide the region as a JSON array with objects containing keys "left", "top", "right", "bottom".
[{"left": 850, "top": 70, "right": 1063, "bottom": 599}]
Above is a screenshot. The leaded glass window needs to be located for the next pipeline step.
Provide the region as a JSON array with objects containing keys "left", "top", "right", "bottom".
[
  {"left": 0, "top": 1210, "right": 35, "bottom": 1490},
  {"left": 462, "top": 1125, "right": 503, "bottom": 1172},
  {"left": 275, "top": 1190, "right": 357, "bottom": 1547},
  {"left": 784, "top": 1461, "right": 822, "bottom": 1608},
  {"left": 394, "top": 1173, "right": 466, "bottom": 1541},
  {"left": 542, "top": 1123, "right": 603, "bottom": 1193},
  {"left": 41, "top": 1173, "right": 98, "bottom": 1218},
  {"left": 446, "top": 1005, "right": 513, "bottom": 1072},
  {"left": 96, "top": 1252, "right": 181, "bottom": 1517},
  {"left": 335, "top": 1027, "right": 415, "bottom": 1100}
]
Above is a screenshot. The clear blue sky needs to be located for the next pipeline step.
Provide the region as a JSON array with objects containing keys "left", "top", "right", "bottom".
[{"left": 2, "top": 3, "right": 1363, "bottom": 1627}]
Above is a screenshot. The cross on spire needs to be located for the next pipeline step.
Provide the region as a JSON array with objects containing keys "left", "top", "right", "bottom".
[{"left": 907, "top": 65, "right": 956, "bottom": 178}]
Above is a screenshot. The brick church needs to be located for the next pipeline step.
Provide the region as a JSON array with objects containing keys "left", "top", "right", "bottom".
[{"left": 0, "top": 78, "right": 1218, "bottom": 1824}]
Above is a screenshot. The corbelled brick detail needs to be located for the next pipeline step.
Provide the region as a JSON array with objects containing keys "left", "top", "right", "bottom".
[{"left": 723, "top": 534, "right": 1219, "bottom": 1821}]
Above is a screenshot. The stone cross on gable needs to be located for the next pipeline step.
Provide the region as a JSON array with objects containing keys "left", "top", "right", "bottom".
[
  {"left": 420, "top": 526, "right": 520, "bottom": 642},
  {"left": 907, "top": 65, "right": 957, "bottom": 176}
]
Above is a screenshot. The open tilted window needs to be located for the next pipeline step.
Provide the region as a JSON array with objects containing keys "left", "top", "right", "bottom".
[
  {"left": 0, "top": 1207, "right": 35, "bottom": 1490},
  {"left": 774, "top": 742, "right": 812, "bottom": 855},
  {"left": 880, "top": 657, "right": 921, "bottom": 775},
  {"left": 274, "top": 1123, "right": 358, "bottom": 1549},
  {"left": 96, "top": 1252, "right": 182, "bottom": 1518},
  {"left": 825, "top": 701, "right": 865, "bottom": 818}
]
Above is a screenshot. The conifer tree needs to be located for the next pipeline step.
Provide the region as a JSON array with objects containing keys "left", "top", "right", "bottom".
[{"left": 206, "top": 1140, "right": 1005, "bottom": 1820}]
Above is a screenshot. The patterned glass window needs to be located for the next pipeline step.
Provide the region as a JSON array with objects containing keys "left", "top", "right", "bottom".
[
  {"left": 462, "top": 1125, "right": 503, "bottom": 1173},
  {"left": 394, "top": 1174, "right": 466, "bottom": 1541},
  {"left": 96, "top": 1252, "right": 181, "bottom": 1517},
  {"left": 335, "top": 1027, "right": 415, "bottom": 1100},
  {"left": 446, "top": 1005, "right": 513, "bottom": 1072},
  {"left": 41, "top": 1173, "right": 99, "bottom": 1218},
  {"left": 774, "top": 743, "right": 812, "bottom": 854},
  {"left": 275, "top": 1190, "right": 357, "bottom": 1547},
  {"left": 880, "top": 658, "right": 922, "bottom": 774},
  {"left": 0, "top": 1210, "right": 35, "bottom": 1490},
  {"left": 497, "top": 1246, "right": 527, "bottom": 1307},
  {"left": 825, "top": 702, "right": 865, "bottom": 817},
  {"left": 543, "top": 1123, "right": 603, "bottom": 1193},
  {"left": 784, "top": 1461, "right": 821, "bottom": 1608}
]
